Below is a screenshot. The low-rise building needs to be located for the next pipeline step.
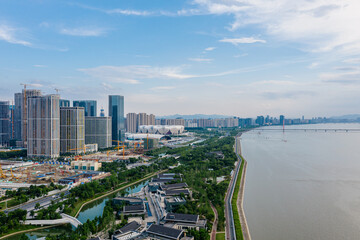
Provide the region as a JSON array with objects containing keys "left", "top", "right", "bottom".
[
  {"left": 147, "top": 224, "right": 184, "bottom": 240},
  {"left": 112, "top": 221, "right": 142, "bottom": 240},
  {"left": 163, "top": 213, "right": 207, "bottom": 231},
  {"left": 71, "top": 160, "right": 102, "bottom": 171},
  {"left": 113, "top": 197, "right": 143, "bottom": 206},
  {"left": 121, "top": 204, "right": 146, "bottom": 215}
]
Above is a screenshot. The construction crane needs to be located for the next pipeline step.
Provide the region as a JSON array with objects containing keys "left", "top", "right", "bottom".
[
  {"left": 0, "top": 164, "right": 6, "bottom": 179},
  {"left": 112, "top": 140, "right": 125, "bottom": 160},
  {"left": 10, "top": 167, "right": 18, "bottom": 180},
  {"left": 69, "top": 145, "right": 90, "bottom": 161},
  {"left": 54, "top": 88, "right": 60, "bottom": 94}
]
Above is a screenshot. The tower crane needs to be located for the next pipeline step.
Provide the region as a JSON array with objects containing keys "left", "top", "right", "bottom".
[{"left": 112, "top": 140, "right": 125, "bottom": 160}]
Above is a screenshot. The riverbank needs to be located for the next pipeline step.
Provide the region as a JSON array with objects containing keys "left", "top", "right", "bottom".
[
  {"left": 236, "top": 157, "right": 251, "bottom": 240},
  {"left": 231, "top": 133, "right": 251, "bottom": 240}
]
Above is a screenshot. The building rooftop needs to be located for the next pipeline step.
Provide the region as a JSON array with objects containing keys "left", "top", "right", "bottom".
[
  {"left": 124, "top": 204, "right": 145, "bottom": 212},
  {"left": 165, "top": 213, "right": 199, "bottom": 223},
  {"left": 147, "top": 224, "right": 183, "bottom": 240},
  {"left": 114, "top": 197, "right": 143, "bottom": 203},
  {"left": 161, "top": 183, "right": 188, "bottom": 190},
  {"left": 116, "top": 221, "right": 141, "bottom": 234},
  {"left": 164, "top": 189, "right": 190, "bottom": 196}
]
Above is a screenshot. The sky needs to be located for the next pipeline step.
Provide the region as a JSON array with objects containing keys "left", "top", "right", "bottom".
[{"left": 1, "top": 0, "right": 360, "bottom": 118}]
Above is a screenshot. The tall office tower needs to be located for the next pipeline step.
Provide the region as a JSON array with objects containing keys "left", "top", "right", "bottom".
[
  {"left": 126, "top": 113, "right": 138, "bottom": 133},
  {"left": 73, "top": 100, "right": 97, "bottom": 117},
  {"left": 148, "top": 114, "right": 156, "bottom": 125},
  {"left": 9, "top": 104, "right": 14, "bottom": 140},
  {"left": 137, "top": 113, "right": 148, "bottom": 126},
  {"left": 59, "top": 99, "right": 70, "bottom": 107},
  {"left": 0, "top": 101, "right": 10, "bottom": 147},
  {"left": 279, "top": 115, "right": 285, "bottom": 125},
  {"left": 60, "top": 107, "right": 85, "bottom": 154},
  {"left": 14, "top": 89, "right": 42, "bottom": 147},
  {"left": 85, "top": 117, "right": 112, "bottom": 149},
  {"left": 108, "top": 95, "right": 125, "bottom": 142},
  {"left": 27, "top": 95, "right": 60, "bottom": 158},
  {"left": 14, "top": 93, "right": 22, "bottom": 142}
]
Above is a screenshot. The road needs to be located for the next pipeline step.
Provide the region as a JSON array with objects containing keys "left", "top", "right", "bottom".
[
  {"left": 224, "top": 134, "right": 242, "bottom": 240},
  {"left": 5, "top": 190, "right": 70, "bottom": 214}
]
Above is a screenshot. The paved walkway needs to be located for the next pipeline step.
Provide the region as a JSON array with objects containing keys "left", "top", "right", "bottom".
[
  {"left": 210, "top": 202, "right": 218, "bottom": 240},
  {"left": 24, "top": 213, "right": 82, "bottom": 228}
]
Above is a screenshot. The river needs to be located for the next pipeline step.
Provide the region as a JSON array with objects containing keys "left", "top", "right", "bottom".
[{"left": 242, "top": 123, "right": 360, "bottom": 240}]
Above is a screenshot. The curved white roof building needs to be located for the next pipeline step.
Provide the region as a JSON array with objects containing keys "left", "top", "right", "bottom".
[{"left": 138, "top": 125, "right": 184, "bottom": 135}]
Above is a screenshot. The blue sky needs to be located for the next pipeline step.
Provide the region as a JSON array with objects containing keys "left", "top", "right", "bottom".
[{"left": 1, "top": 0, "right": 360, "bottom": 118}]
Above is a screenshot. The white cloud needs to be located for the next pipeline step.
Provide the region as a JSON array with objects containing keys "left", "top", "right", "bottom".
[
  {"left": 106, "top": 9, "right": 152, "bottom": 16},
  {"left": 204, "top": 47, "right": 216, "bottom": 51},
  {"left": 188, "top": 58, "right": 213, "bottom": 62},
  {"left": 33, "top": 65, "right": 47, "bottom": 68},
  {"left": 0, "top": 24, "right": 31, "bottom": 46},
  {"left": 60, "top": 27, "right": 107, "bottom": 37},
  {"left": 79, "top": 65, "right": 196, "bottom": 84},
  {"left": 308, "top": 62, "right": 319, "bottom": 69},
  {"left": 192, "top": 0, "right": 360, "bottom": 53},
  {"left": 219, "top": 37, "right": 266, "bottom": 45},
  {"left": 150, "top": 86, "right": 176, "bottom": 91}
]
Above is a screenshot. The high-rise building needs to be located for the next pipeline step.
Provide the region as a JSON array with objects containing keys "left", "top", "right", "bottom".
[
  {"left": 27, "top": 94, "right": 60, "bottom": 158},
  {"left": 137, "top": 113, "right": 148, "bottom": 126},
  {"left": 126, "top": 113, "right": 138, "bottom": 133},
  {"left": 14, "top": 93, "right": 22, "bottom": 142},
  {"left": 256, "top": 116, "right": 265, "bottom": 126},
  {"left": 280, "top": 115, "right": 285, "bottom": 125},
  {"left": 73, "top": 100, "right": 97, "bottom": 117},
  {"left": 0, "top": 101, "right": 10, "bottom": 147},
  {"left": 14, "top": 89, "right": 42, "bottom": 147},
  {"left": 60, "top": 107, "right": 85, "bottom": 154},
  {"left": 59, "top": 99, "right": 70, "bottom": 107},
  {"left": 108, "top": 95, "right": 125, "bottom": 142},
  {"left": 85, "top": 117, "right": 112, "bottom": 149},
  {"left": 148, "top": 114, "right": 156, "bottom": 125}
]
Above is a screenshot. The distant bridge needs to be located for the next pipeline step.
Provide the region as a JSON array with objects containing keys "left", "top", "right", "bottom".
[{"left": 255, "top": 128, "right": 360, "bottom": 132}]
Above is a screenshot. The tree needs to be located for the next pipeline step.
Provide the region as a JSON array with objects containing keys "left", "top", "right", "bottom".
[
  {"left": 35, "top": 202, "right": 40, "bottom": 210},
  {"left": 19, "top": 233, "right": 30, "bottom": 240}
]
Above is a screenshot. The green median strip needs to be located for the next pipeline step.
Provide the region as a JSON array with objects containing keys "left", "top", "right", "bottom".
[{"left": 231, "top": 158, "right": 244, "bottom": 240}]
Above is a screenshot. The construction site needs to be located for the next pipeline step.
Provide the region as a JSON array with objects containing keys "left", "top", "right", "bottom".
[{"left": 0, "top": 160, "right": 75, "bottom": 185}]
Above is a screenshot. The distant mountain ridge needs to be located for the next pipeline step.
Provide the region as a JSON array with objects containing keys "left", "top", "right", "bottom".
[
  {"left": 330, "top": 114, "right": 360, "bottom": 120},
  {"left": 157, "top": 114, "right": 235, "bottom": 120}
]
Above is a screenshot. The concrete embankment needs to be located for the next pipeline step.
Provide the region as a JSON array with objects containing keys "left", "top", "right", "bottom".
[
  {"left": 237, "top": 158, "right": 251, "bottom": 240},
  {"left": 237, "top": 133, "right": 251, "bottom": 240}
]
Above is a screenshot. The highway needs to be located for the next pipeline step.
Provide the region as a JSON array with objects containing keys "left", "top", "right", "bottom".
[
  {"left": 5, "top": 190, "right": 70, "bottom": 214},
  {"left": 225, "top": 135, "right": 242, "bottom": 240}
]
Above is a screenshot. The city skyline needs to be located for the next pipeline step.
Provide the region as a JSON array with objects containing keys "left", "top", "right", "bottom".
[{"left": 1, "top": 1, "right": 360, "bottom": 117}]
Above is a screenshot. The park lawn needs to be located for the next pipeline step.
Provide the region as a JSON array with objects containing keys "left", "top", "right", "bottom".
[{"left": 216, "top": 232, "right": 226, "bottom": 240}]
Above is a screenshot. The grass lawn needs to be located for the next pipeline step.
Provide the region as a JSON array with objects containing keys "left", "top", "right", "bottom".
[{"left": 216, "top": 233, "right": 226, "bottom": 240}]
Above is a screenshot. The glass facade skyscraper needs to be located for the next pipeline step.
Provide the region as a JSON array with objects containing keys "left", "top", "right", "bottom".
[
  {"left": 73, "top": 100, "right": 97, "bottom": 117},
  {"left": 108, "top": 95, "right": 125, "bottom": 142}
]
